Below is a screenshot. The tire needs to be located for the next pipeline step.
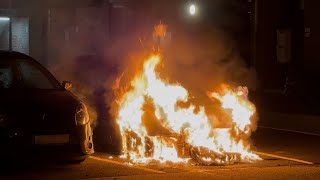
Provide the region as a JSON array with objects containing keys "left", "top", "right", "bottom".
[
  {"left": 65, "top": 155, "right": 88, "bottom": 164},
  {"left": 68, "top": 158, "right": 86, "bottom": 164}
]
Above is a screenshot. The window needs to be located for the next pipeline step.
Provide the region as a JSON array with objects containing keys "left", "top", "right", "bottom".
[
  {"left": 0, "top": 64, "right": 13, "bottom": 88},
  {"left": 19, "top": 60, "right": 58, "bottom": 89}
]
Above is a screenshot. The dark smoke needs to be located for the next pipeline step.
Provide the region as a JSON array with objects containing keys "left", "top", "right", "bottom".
[
  {"left": 47, "top": 0, "right": 257, "bottom": 153},
  {"left": 109, "top": 25, "right": 258, "bottom": 138}
]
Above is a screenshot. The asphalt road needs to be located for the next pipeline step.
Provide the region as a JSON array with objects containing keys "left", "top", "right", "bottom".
[{"left": 1, "top": 125, "right": 319, "bottom": 180}]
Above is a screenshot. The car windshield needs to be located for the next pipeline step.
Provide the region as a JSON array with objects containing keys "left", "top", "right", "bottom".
[
  {"left": 17, "top": 60, "right": 61, "bottom": 90},
  {"left": 0, "top": 58, "right": 62, "bottom": 90}
]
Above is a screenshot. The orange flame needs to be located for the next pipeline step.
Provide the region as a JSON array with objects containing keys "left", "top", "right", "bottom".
[
  {"left": 115, "top": 54, "right": 260, "bottom": 164},
  {"left": 153, "top": 22, "right": 167, "bottom": 38}
]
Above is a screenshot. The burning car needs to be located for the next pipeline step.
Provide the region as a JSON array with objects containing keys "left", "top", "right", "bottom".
[
  {"left": 0, "top": 51, "right": 93, "bottom": 163},
  {"left": 114, "top": 54, "right": 260, "bottom": 165}
]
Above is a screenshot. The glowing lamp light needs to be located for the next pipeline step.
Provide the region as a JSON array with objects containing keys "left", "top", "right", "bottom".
[
  {"left": 189, "top": 4, "right": 196, "bottom": 15},
  {"left": 0, "top": 17, "right": 10, "bottom": 21}
]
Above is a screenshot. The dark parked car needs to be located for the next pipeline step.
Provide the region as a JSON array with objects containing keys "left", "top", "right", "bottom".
[{"left": 0, "top": 51, "right": 94, "bottom": 163}]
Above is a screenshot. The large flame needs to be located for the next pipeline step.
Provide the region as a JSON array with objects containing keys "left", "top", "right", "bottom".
[{"left": 115, "top": 54, "right": 260, "bottom": 164}]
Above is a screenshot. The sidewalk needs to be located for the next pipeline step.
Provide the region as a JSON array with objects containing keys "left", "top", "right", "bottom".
[
  {"left": 252, "top": 92, "right": 320, "bottom": 135},
  {"left": 259, "top": 111, "right": 320, "bottom": 135}
]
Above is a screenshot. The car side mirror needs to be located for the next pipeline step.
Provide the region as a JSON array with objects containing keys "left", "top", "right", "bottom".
[{"left": 62, "top": 81, "right": 72, "bottom": 90}]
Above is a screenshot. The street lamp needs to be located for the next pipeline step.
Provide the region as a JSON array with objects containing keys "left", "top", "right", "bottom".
[{"left": 189, "top": 4, "right": 196, "bottom": 15}]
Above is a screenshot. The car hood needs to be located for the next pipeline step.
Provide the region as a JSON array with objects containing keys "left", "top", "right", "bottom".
[{"left": 0, "top": 89, "right": 80, "bottom": 132}]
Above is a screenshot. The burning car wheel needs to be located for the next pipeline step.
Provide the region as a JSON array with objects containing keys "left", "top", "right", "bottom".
[{"left": 190, "top": 146, "right": 241, "bottom": 165}]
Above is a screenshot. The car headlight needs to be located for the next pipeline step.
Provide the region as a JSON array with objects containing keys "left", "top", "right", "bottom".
[{"left": 75, "top": 102, "right": 90, "bottom": 125}]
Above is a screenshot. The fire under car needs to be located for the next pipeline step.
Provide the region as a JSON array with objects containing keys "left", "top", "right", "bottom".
[{"left": 0, "top": 51, "right": 94, "bottom": 163}]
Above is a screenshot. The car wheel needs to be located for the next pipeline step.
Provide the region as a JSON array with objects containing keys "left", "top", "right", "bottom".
[
  {"left": 68, "top": 158, "right": 86, "bottom": 164},
  {"left": 65, "top": 155, "right": 88, "bottom": 164}
]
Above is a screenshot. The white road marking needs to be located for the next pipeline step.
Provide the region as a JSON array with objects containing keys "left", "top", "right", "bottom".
[
  {"left": 89, "top": 156, "right": 166, "bottom": 174},
  {"left": 254, "top": 151, "right": 314, "bottom": 165}
]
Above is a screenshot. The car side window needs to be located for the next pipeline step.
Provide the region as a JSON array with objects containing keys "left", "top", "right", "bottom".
[
  {"left": 18, "top": 60, "right": 56, "bottom": 89},
  {"left": 0, "top": 64, "right": 13, "bottom": 88}
]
